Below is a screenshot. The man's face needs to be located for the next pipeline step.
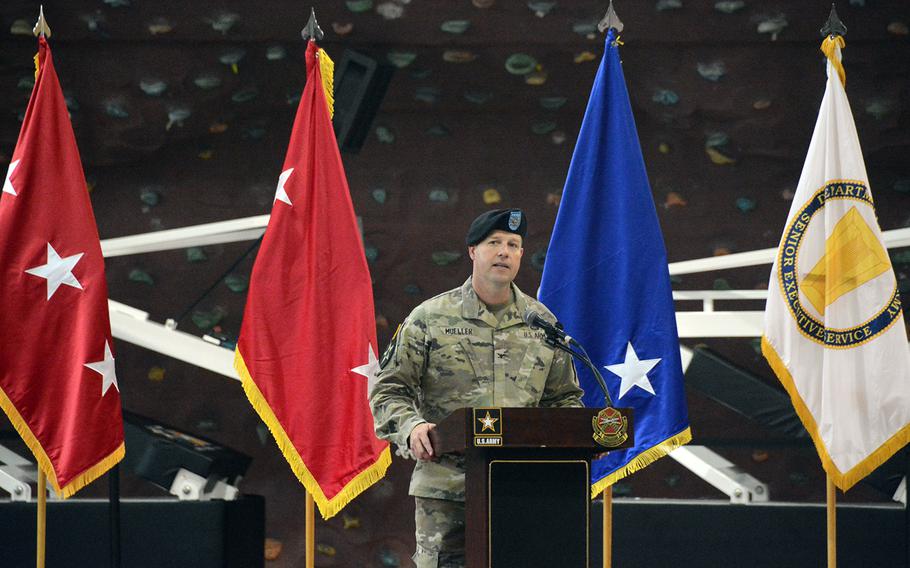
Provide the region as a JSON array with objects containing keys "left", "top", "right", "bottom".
[{"left": 469, "top": 230, "right": 524, "bottom": 286}]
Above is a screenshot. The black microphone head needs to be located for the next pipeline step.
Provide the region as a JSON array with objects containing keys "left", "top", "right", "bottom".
[{"left": 523, "top": 308, "right": 542, "bottom": 329}]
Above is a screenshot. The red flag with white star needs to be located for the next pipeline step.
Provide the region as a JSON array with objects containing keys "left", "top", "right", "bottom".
[
  {"left": 0, "top": 37, "right": 124, "bottom": 497},
  {"left": 234, "top": 41, "right": 390, "bottom": 519}
]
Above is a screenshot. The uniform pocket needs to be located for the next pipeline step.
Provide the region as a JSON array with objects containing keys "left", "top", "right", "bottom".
[
  {"left": 412, "top": 544, "right": 440, "bottom": 568},
  {"left": 419, "top": 340, "right": 483, "bottom": 417},
  {"left": 424, "top": 341, "right": 478, "bottom": 391},
  {"left": 514, "top": 342, "right": 555, "bottom": 400},
  {"left": 435, "top": 341, "right": 476, "bottom": 373}
]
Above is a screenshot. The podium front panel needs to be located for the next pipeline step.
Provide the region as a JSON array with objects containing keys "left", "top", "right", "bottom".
[{"left": 488, "top": 460, "right": 588, "bottom": 568}]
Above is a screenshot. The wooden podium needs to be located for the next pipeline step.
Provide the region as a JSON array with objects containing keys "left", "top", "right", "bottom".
[{"left": 434, "top": 407, "right": 633, "bottom": 568}]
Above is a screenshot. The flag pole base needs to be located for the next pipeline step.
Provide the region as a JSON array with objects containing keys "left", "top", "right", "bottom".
[
  {"left": 37, "top": 470, "right": 46, "bottom": 568},
  {"left": 827, "top": 475, "right": 837, "bottom": 568},
  {"left": 603, "top": 486, "right": 612, "bottom": 568},
  {"left": 306, "top": 492, "right": 315, "bottom": 568}
]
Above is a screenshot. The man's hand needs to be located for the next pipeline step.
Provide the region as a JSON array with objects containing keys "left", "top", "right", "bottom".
[{"left": 409, "top": 422, "right": 437, "bottom": 461}]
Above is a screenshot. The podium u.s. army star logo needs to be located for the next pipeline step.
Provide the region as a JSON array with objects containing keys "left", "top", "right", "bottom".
[
  {"left": 473, "top": 408, "right": 502, "bottom": 435},
  {"left": 473, "top": 408, "right": 503, "bottom": 446},
  {"left": 478, "top": 411, "right": 498, "bottom": 432},
  {"left": 777, "top": 180, "right": 902, "bottom": 349}
]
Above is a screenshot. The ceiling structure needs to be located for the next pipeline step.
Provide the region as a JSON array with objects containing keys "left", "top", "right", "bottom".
[{"left": 2, "top": 1, "right": 909, "bottom": 565}]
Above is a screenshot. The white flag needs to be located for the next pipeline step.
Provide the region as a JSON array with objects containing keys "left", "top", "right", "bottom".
[{"left": 762, "top": 36, "right": 910, "bottom": 491}]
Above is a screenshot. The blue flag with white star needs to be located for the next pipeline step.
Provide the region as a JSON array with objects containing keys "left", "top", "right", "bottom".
[{"left": 538, "top": 28, "right": 691, "bottom": 495}]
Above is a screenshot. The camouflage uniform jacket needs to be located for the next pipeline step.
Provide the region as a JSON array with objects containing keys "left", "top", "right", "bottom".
[{"left": 370, "top": 277, "right": 584, "bottom": 502}]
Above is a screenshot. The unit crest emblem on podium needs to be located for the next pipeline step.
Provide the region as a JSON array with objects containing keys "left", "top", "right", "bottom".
[{"left": 592, "top": 407, "right": 628, "bottom": 448}]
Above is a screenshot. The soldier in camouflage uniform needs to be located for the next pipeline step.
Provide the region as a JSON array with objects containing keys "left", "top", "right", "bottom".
[{"left": 370, "top": 209, "right": 584, "bottom": 568}]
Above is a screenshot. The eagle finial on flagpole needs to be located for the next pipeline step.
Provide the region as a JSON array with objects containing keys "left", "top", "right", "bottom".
[
  {"left": 821, "top": 3, "right": 847, "bottom": 38},
  {"left": 598, "top": 0, "right": 624, "bottom": 34},
  {"left": 301, "top": 7, "right": 324, "bottom": 42},
  {"left": 33, "top": 5, "right": 52, "bottom": 38}
]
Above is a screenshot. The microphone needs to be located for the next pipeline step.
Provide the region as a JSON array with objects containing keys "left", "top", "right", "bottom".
[
  {"left": 523, "top": 309, "right": 573, "bottom": 344},
  {"left": 523, "top": 308, "right": 613, "bottom": 405}
]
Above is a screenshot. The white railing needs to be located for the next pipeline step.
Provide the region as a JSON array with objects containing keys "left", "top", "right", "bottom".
[{"left": 98, "top": 217, "right": 910, "bottom": 503}]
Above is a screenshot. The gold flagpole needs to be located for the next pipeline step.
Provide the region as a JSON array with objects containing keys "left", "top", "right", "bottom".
[
  {"left": 823, "top": 9, "right": 844, "bottom": 564},
  {"left": 37, "top": 470, "right": 46, "bottom": 568},
  {"left": 306, "top": 492, "right": 315, "bottom": 568},
  {"left": 818, "top": 6, "right": 847, "bottom": 566},
  {"left": 826, "top": 475, "right": 836, "bottom": 567},
  {"left": 299, "top": 12, "right": 321, "bottom": 568},
  {"left": 595, "top": 4, "right": 622, "bottom": 567},
  {"left": 32, "top": 5, "right": 51, "bottom": 568},
  {"left": 603, "top": 487, "right": 612, "bottom": 568},
  {"left": 31, "top": 10, "right": 51, "bottom": 568}
]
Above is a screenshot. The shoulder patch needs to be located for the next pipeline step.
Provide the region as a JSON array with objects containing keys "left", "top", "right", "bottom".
[{"left": 379, "top": 323, "right": 402, "bottom": 369}]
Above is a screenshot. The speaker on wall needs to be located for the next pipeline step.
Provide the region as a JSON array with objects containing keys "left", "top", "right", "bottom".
[{"left": 332, "top": 50, "right": 394, "bottom": 153}]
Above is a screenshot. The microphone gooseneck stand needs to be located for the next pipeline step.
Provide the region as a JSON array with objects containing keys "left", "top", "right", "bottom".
[{"left": 542, "top": 328, "right": 614, "bottom": 407}]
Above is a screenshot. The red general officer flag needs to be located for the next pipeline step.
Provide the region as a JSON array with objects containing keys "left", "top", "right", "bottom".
[
  {"left": 234, "top": 40, "right": 390, "bottom": 519},
  {"left": 0, "top": 36, "right": 124, "bottom": 497}
]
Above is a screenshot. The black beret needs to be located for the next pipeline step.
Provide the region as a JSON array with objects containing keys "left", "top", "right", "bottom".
[{"left": 465, "top": 208, "right": 528, "bottom": 246}]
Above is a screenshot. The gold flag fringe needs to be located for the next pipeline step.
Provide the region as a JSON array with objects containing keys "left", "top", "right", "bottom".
[
  {"left": 821, "top": 35, "right": 846, "bottom": 88},
  {"left": 762, "top": 336, "right": 910, "bottom": 491},
  {"left": 590, "top": 426, "right": 692, "bottom": 498},
  {"left": 59, "top": 443, "right": 125, "bottom": 498},
  {"left": 317, "top": 48, "right": 335, "bottom": 119},
  {"left": 234, "top": 349, "right": 391, "bottom": 519},
  {"left": 0, "top": 385, "right": 124, "bottom": 498}
]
